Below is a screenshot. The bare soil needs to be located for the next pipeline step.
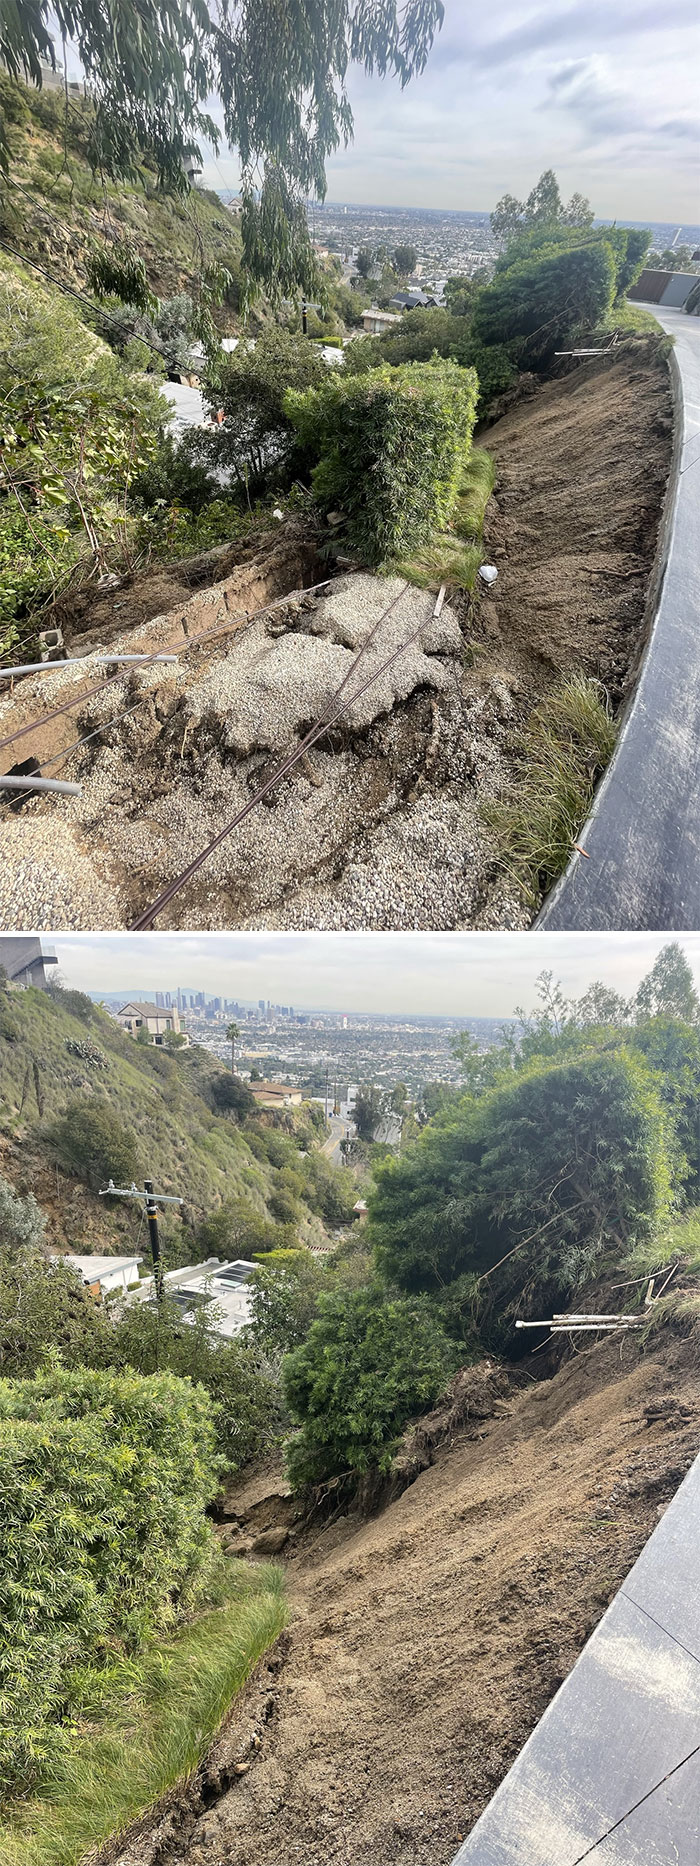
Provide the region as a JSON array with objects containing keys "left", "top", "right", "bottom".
[
  {"left": 0, "top": 339, "right": 673, "bottom": 931},
  {"left": 107, "top": 1329, "right": 700, "bottom": 1866}
]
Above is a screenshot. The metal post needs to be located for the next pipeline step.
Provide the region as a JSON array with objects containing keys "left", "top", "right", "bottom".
[
  {"left": 324, "top": 1066, "right": 330, "bottom": 1124},
  {"left": 144, "top": 1179, "right": 164, "bottom": 1303}
]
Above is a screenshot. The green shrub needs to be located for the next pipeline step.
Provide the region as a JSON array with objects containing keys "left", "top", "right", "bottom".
[
  {"left": 196, "top": 326, "right": 327, "bottom": 488},
  {"left": 47, "top": 1097, "right": 139, "bottom": 1192},
  {"left": 249, "top": 1254, "right": 327, "bottom": 1355},
  {"left": 370, "top": 1050, "right": 674, "bottom": 1329},
  {"left": 0, "top": 1242, "right": 102, "bottom": 1379},
  {"left": 285, "top": 357, "right": 478, "bottom": 565},
  {"left": 0, "top": 1363, "right": 219, "bottom": 1797},
  {"left": 196, "top": 1197, "right": 295, "bottom": 1260},
  {"left": 473, "top": 240, "right": 617, "bottom": 364},
  {"left": 283, "top": 1283, "right": 456, "bottom": 1486},
  {"left": 99, "top": 1304, "right": 281, "bottom": 1471}
]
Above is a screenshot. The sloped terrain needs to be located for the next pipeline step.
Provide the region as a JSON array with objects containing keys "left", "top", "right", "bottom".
[
  {"left": 0, "top": 74, "right": 241, "bottom": 307},
  {"left": 0, "top": 339, "right": 673, "bottom": 932},
  {"left": 0, "top": 985, "right": 329, "bottom": 1253},
  {"left": 106, "top": 1331, "right": 700, "bottom": 1866}
]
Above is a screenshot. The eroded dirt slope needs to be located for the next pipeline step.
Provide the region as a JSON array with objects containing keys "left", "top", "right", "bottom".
[
  {"left": 109, "top": 1329, "right": 699, "bottom": 1866},
  {"left": 0, "top": 339, "right": 672, "bottom": 931}
]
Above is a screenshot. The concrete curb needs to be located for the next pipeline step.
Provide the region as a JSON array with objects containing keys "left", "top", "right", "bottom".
[
  {"left": 451, "top": 1443, "right": 700, "bottom": 1863},
  {"left": 538, "top": 309, "right": 700, "bottom": 929}
]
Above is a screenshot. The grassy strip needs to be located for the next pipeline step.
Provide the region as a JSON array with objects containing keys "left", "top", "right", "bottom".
[
  {"left": 484, "top": 676, "right": 617, "bottom": 905},
  {"left": 0, "top": 1562, "right": 287, "bottom": 1866},
  {"left": 623, "top": 1208, "right": 700, "bottom": 1333},
  {"left": 399, "top": 446, "right": 495, "bottom": 595},
  {"left": 594, "top": 301, "right": 662, "bottom": 337}
]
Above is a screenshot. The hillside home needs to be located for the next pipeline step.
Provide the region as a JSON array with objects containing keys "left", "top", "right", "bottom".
[
  {"left": 134, "top": 1259, "right": 258, "bottom": 1338},
  {"left": 0, "top": 935, "right": 58, "bottom": 988},
  {"left": 116, "top": 1000, "right": 186, "bottom": 1043},
  {"left": 361, "top": 307, "right": 402, "bottom": 335},
  {"left": 249, "top": 1080, "right": 303, "bottom": 1108},
  {"left": 59, "top": 1253, "right": 143, "bottom": 1298}
]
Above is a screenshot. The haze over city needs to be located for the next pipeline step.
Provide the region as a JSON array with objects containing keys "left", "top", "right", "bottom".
[
  {"left": 52, "top": 933, "right": 700, "bottom": 1017},
  {"left": 193, "top": 0, "right": 700, "bottom": 222}
]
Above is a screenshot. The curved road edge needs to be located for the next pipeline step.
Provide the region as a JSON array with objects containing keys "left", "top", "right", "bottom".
[
  {"left": 451, "top": 1442, "right": 700, "bottom": 1863},
  {"left": 538, "top": 307, "right": 700, "bottom": 930}
]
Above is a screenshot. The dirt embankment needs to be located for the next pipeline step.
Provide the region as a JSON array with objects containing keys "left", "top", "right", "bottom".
[
  {"left": 0, "top": 339, "right": 672, "bottom": 932},
  {"left": 107, "top": 1329, "right": 700, "bottom": 1866}
]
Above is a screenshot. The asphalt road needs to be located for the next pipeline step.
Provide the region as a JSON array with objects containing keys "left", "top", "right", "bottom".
[
  {"left": 321, "top": 1114, "right": 349, "bottom": 1164},
  {"left": 539, "top": 307, "right": 700, "bottom": 929}
]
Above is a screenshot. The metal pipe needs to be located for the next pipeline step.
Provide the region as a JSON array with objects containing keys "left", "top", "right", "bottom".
[{"left": 0, "top": 773, "right": 81, "bottom": 796}]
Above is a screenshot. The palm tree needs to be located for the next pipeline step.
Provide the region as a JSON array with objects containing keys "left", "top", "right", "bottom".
[{"left": 226, "top": 1021, "right": 240, "bottom": 1074}]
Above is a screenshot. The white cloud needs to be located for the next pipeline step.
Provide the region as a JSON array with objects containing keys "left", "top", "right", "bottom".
[{"left": 53, "top": 933, "right": 700, "bottom": 1019}]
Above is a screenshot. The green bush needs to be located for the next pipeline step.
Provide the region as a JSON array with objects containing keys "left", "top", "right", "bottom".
[
  {"left": 473, "top": 239, "right": 617, "bottom": 365},
  {"left": 283, "top": 1284, "right": 456, "bottom": 1486},
  {"left": 47, "top": 1097, "right": 139, "bottom": 1192},
  {"left": 99, "top": 1304, "right": 281, "bottom": 1471},
  {"left": 196, "top": 326, "right": 327, "bottom": 488},
  {"left": 196, "top": 1197, "right": 295, "bottom": 1260},
  {"left": 249, "top": 1254, "right": 327, "bottom": 1355},
  {"left": 284, "top": 357, "right": 478, "bottom": 565},
  {"left": 0, "top": 1363, "right": 219, "bottom": 1797},
  {"left": 369, "top": 1050, "right": 674, "bottom": 1332}
]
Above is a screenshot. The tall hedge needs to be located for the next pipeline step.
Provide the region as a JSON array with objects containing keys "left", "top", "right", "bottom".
[
  {"left": 473, "top": 240, "right": 617, "bottom": 364},
  {"left": 0, "top": 1364, "right": 220, "bottom": 1797},
  {"left": 284, "top": 356, "right": 478, "bottom": 565}
]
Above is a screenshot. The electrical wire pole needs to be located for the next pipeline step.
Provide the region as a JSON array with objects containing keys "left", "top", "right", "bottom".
[
  {"left": 324, "top": 1066, "right": 330, "bottom": 1125},
  {"left": 99, "top": 1179, "right": 183, "bottom": 1303}
]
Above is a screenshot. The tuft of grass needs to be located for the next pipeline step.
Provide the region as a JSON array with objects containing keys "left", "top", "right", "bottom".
[
  {"left": 452, "top": 447, "right": 497, "bottom": 541},
  {"left": 484, "top": 675, "right": 617, "bottom": 904},
  {"left": 398, "top": 446, "right": 495, "bottom": 595},
  {"left": 0, "top": 1562, "right": 287, "bottom": 1866},
  {"left": 594, "top": 300, "right": 661, "bottom": 337}
]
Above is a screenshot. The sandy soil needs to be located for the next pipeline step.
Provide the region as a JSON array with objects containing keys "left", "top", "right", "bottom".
[{"left": 107, "top": 1329, "right": 700, "bottom": 1866}]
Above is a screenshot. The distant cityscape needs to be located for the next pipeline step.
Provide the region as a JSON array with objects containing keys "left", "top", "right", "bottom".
[
  {"left": 220, "top": 193, "right": 700, "bottom": 290},
  {"left": 93, "top": 988, "right": 512, "bottom": 1098}
]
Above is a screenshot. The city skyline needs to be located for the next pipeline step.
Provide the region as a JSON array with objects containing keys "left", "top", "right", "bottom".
[{"left": 51, "top": 933, "right": 700, "bottom": 1019}]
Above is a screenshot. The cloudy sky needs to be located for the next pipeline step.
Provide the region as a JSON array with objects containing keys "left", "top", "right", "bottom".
[
  {"left": 200, "top": 1, "right": 700, "bottom": 223},
  {"left": 51, "top": 933, "right": 700, "bottom": 1017}
]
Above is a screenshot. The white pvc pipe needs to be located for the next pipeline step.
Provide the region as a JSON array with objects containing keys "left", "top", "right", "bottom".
[
  {"left": 0, "top": 773, "right": 81, "bottom": 796},
  {"left": 0, "top": 654, "right": 177, "bottom": 679}
]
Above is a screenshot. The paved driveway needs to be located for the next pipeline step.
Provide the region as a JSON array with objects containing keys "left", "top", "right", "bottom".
[{"left": 540, "top": 307, "right": 700, "bottom": 929}]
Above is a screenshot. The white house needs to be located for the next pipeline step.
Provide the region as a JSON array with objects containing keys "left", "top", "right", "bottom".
[
  {"left": 361, "top": 308, "right": 402, "bottom": 335},
  {"left": 60, "top": 1253, "right": 143, "bottom": 1297},
  {"left": 133, "top": 1259, "right": 258, "bottom": 1338},
  {"left": 116, "top": 1001, "right": 185, "bottom": 1044}
]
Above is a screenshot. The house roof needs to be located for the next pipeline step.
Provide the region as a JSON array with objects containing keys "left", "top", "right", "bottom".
[
  {"left": 118, "top": 1001, "right": 171, "bottom": 1017},
  {"left": 250, "top": 1080, "right": 296, "bottom": 1094},
  {"left": 61, "top": 1253, "right": 143, "bottom": 1281}
]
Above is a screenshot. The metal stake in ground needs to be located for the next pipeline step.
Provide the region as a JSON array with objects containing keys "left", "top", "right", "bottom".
[{"left": 98, "top": 1178, "right": 183, "bottom": 1301}]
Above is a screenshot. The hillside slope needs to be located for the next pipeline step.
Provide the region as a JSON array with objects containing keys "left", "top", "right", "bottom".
[
  {"left": 0, "top": 985, "right": 330, "bottom": 1257},
  {"left": 0, "top": 72, "right": 240, "bottom": 310},
  {"left": 107, "top": 1330, "right": 700, "bottom": 1866}
]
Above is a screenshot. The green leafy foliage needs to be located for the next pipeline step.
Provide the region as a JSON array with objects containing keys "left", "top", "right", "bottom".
[
  {"left": 490, "top": 169, "right": 594, "bottom": 248},
  {"left": 85, "top": 241, "right": 158, "bottom": 317},
  {"left": 369, "top": 1051, "right": 674, "bottom": 1332},
  {"left": 344, "top": 310, "right": 515, "bottom": 415},
  {"left": 46, "top": 1097, "right": 140, "bottom": 1192},
  {"left": 0, "top": 1362, "right": 220, "bottom": 1797},
  {"left": 0, "top": 255, "right": 165, "bottom": 642},
  {"left": 285, "top": 356, "right": 478, "bottom": 564},
  {"left": 94, "top": 1302, "right": 282, "bottom": 1471},
  {"left": 194, "top": 327, "right": 326, "bottom": 488},
  {"left": 196, "top": 1197, "right": 296, "bottom": 1260},
  {"left": 249, "top": 1254, "right": 327, "bottom": 1355},
  {"left": 473, "top": 239, "right": 617, "bottom": 365},
  {"left": 283, "top": 1283, "right": 456, "bottom": 1486}
]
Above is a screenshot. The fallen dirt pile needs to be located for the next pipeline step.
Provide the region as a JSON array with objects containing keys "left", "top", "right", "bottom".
[
  {"left": 106, "top": 1328, "right": 700, "bottom": 1866},
  {"left": 0, "top": 338, "right": 672, "bottom": 931}
]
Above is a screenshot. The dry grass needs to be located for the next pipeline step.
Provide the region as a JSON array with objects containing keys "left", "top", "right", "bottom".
[{"left": 484, "top": 675, "right": 617, "bottom": 904}]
